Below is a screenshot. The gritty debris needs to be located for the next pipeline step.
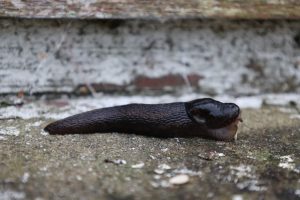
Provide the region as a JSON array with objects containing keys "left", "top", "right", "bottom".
[
  {"left": 153, "top": 175, "right": 161, "bottom": 180},
  {"left": 290, "top": 114, "right": 300, "bottom": 119},
  {"left": 232, "top": 194, "right": 243, "bottom": 200},
  {"left": 0, "top": 126, "right": 20, "bottom": 136},
  {"left": 158, "top": 164, "right": 171, "bottom": 170},
  {"left": 0, "top": 105, "right": 299, "bottom": 199},
  {"left": 76, "top": 175, "right": 82, "bottom": 181},
  {"left": 131, "top": 162, "right": 145, "bottom": 169},
  {"left": 152, "top": 167, "right": 198, "bottom": 188},
  {"left": 150, "top": 180, "right": 171, "bottom": 188},
  {"left": 295, "top": 189, "right": 300, "bottom": 197},
  {"left": 39, "top": 166, "right": 48, "bottom": 172},
  {"left": 206, "top": 192, "right": 214, "bottom": 198},
  {"left": 161, "top": 148, "right": 168, "bottom": 152},
  {"left": 0, "top": 190, "right": 25, "bottom": 200},
  {"left": 230, "top": 165, "right": 255, "bottom": 179},
  {"left": 172, "top": 168, "right": 202, "bottom": 176},
  {"left": 21, "top": 172, "right": 30, "bottom": 183},
  {"left": 198, "top": 151, "right": 225, "bottom": 161},
  {"left": 154, "top": 164, "right": 172, "bottom": 174},
  {"left": 169, "top": 174, "right": 190, "bottom": 185},
  {"left": 0, "top": 136, "right": 7, "bottom": 140},
  {"left": 104, "top": 159, "right": 127, "bottom": 165},
  {"left": 32, "top": 120, "right": 43, "bottom": 127},
  {"left": 40, "top": 130, "right": 49, "bottom": 136},
  {"left": 236, "top": 180, "right": 267, "bottom": 192},
  {"left": 228, "top": 164, "right": 267, "bottom": 191},
  {"left": 154, "top": 169, "right": 165, "bottom": 174},
  {"left": 278, "top": 155, "right": 299, "bottom": 173}
]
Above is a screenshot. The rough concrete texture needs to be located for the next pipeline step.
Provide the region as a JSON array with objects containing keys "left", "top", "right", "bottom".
[
  {"left": 0, "top": 19, "right": 300, "bottom": 95},
  {"left": 1, "top": 0, "right": 300, "bottom": 19},
  {"left": 0, "top": 96, "right": 300, "bottom": 200}
]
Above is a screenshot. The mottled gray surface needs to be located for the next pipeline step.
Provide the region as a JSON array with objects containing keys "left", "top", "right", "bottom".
[
  {"left": 0, "top": 19, "right": 300, "bottom": 95},
  {"left": 0, "top": 105, "right": 299, "bottom": 200}
]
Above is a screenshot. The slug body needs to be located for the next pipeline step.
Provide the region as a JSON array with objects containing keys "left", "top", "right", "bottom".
[{"left": 44, "top": 98, "right": 242, "bottom": 141}]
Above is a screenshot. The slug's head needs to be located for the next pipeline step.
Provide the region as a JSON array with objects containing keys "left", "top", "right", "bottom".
[{"left": 186, "top": 98, "right": 242, "bottom": 141}]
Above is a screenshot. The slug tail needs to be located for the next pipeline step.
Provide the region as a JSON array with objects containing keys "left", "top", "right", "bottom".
[
  {"left": 44, "top": 108, "right": 114, "bottom": 135},
  {"left": 44, "top": 119, "right": 77, "bottom": 135}
]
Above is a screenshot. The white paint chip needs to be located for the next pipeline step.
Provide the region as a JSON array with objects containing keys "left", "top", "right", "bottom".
[
  {"left": 40, "top": 130, "right": 49, "bottom": 136},
  {"left": 230, "top": 164, "right": 254, "bottom": 179},
  {"left": 278, "top": 155, "right": 298, "bottom": 173},
  {"left": 158, "top": 164, "right": 171, "bottom": 170},
  {"left": 169, "top": 174, "right": 190, "bottom": 185},
  {"left": 76, "top": 175, "right": 82, "bottom": 181},
  {"left": 0, "top": 127, "right": 20, "bottom": 136},
  {"left": 232, "top": 195, "right": 243, "bottom": 200},
  {"left": 0, "top": 190, "right": 25, "bottom": 200},
  {"left": 32, "top": 121, "right": 43, "bottom": 127},
  {"left": 0, "top": 136, "right": 7, "bottom": 140},
  {"left": 295, "top": 189, "right": 300, "bottom": 197},
  {"left": 154, "top": 169, "right": 165, "bottom": 175},
  {"left": 236, "top": 180, "right": 267, "bottom": 192},
  {"left": 131, "top": 162, "right": 145, "bottom": 169},
  {"left": 172, "top": 168, "right": 202, "bottom": 176},
  {"left": 21, "top": 172, "right": 30, "bottom": 183}
]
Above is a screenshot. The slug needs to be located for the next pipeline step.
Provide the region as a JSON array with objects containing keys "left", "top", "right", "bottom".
[{"left": 44, "top": 98, "right": 242, "bottom": 141}]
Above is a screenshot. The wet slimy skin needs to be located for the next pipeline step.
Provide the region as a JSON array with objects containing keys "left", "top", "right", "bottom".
[{"left": 44, "top": 98, "right": 242, "bottom": 141}]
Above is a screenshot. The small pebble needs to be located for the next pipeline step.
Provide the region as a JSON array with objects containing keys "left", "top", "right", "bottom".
[
  {"left": 232, "top": 194, "right": 243, "bottom": 200},
  {"left": 169, "top": 174, "right": 189, "bottom": 185},
  {"left": 131, "top": 162, "right": 145, "bottom": 169},
  {"left": 154, "top": 169, "right": 165, "bottom": 174},
  {"left": 153, "top": 175, "right": 161, "bottom": 180},
  {"left": 158, "top": 164, "right": 171, "bottom": 170},
  {"left": 76, "top": 175, "right": 82, "bottom": 181},
  {"left": 40, "top": 130, "right": 49, "bottom": 136}
]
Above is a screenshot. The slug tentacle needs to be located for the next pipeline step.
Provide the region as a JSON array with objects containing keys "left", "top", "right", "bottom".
[{"left": 44, "top": 98, "right": 242, "bottom": 141}]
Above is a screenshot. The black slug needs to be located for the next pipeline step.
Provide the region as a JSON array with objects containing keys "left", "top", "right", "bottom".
[{"left": 44, "top": 98, "right": 242, "bottom": 141}]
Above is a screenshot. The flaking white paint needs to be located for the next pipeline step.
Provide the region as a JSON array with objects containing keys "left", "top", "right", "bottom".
[{"left": 0, "top": 20, "right": 299, "bottom": 95}]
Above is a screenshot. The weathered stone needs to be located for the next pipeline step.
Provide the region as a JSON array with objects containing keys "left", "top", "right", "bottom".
[{"left": 0, "top": 19, "right": 300, "bottom": 95}]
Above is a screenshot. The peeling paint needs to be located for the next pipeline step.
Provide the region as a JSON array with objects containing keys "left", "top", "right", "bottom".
[{"left": 0, "top": 20, "right": 300, "bottom": 95}]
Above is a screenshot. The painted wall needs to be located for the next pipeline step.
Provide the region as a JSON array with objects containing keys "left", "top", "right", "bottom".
[{"left": 0, "top": 19, "right": 299, "bottom": 95}]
